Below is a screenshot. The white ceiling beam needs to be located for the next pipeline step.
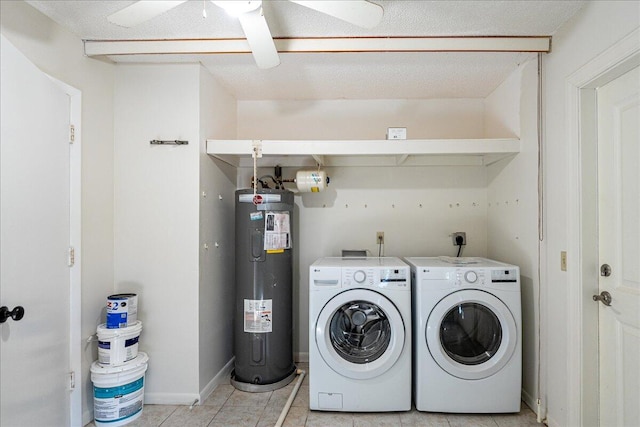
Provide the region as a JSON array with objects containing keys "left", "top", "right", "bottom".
[{"left": 84, "top": 36, "right": 550, "bottom": 57}]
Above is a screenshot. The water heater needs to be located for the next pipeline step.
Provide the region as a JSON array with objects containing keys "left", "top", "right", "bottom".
[{"left": 232, "top": 188, "right": 296, "bottom": 392}]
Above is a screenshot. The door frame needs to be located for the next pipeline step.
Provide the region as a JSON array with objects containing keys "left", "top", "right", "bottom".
[
  {"left": 565, "top": 28, "right": 639, "bottom": 427},
  {"left": 45, "top": 74, "right": 82, "bottom": 427}
]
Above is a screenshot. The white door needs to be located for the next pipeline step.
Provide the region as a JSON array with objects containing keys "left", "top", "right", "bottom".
[
  {"left": 0, "top": 36, "right": 72, "bottom": 426},
  {"left": 596, "top": 65, "right": 639, "bottom": 427}
]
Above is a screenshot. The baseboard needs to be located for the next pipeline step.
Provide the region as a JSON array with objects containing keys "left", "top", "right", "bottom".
[
  {"left": 522, "top": 388, "right": 546, "bottom": 425},
  {"left": 521, "top": 388, "right": 536, "bottom": 413},
  {"left": 545, "top": 414, "right": 560, "bottom": 427},
  {"left": 295, "top": 352, "right": 309, "bottom": 363},
  {"left": 199, "top": 357, "right": 235, "bottom": 404},
  {"left": 82, "top": 409, "right": 93, "bottom": 427},
  {"left": 144, "top": 392, "right": 201, "bottom": 405}
]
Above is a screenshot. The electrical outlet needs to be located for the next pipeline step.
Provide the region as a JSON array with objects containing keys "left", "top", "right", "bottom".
[
  {"left": 452, "top": 232, "right": 466, "bottom": 246},
  {"left": 376, "top": 231, "right": 385, "bottom": 244}
]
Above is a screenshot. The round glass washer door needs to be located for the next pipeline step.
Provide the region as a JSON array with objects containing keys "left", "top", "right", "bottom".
[
  {"left": 426, "top": 289, "right": 516, "bottom": 380},
  {"left": 315, "top": 289, "right": 405, "bottom": 380}
]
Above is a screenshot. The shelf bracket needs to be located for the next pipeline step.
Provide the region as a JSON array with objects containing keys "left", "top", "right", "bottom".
[
  {"left": 312, "top": 154, "right": 325, "bottom": 166},
  {"left": 252, "top": 140, "right": 263, "bottom": 158},
  {"left": 395, "top": 154, "right": 409, "bottom": 165}
]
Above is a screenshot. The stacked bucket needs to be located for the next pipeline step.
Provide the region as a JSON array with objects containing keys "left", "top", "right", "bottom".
[{"left": 90, "top": 294, "right": 149, "bottom": 427}]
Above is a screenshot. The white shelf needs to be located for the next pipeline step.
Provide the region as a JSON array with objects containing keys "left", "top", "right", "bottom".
[{"left": 206, "top": 139, "right": 520, "bottom": 167}]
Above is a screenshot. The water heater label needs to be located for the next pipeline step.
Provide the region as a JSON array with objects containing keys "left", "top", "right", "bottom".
[
  {"left": 244, "top": 299, "right": 272, "bottom": 333},
  {"left": 238, "top": 194, "right": 281, "bottom": 203},
  {"left": 264, "top": 212, "right": 291, "bottom": 250}
]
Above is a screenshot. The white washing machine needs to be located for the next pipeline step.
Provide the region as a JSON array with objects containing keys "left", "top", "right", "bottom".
[
  {"left": 405, "top": 257, "right": 522, "bottom": 413},
  {"left": 309, "top": 257, "right": 412, "bottom": 412}
]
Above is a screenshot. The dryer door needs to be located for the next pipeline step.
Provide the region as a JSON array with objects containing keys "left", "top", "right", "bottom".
[
  {"left": 316, "top": 289, "right": 405, "bottom": 380},
  {"left": 426, "top": 289, "right": 516, "bottom": 380}
]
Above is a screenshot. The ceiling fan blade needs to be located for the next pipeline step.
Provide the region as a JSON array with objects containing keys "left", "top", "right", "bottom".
[
  {"left": 237, "top": 7, "right": 280, "bottom": 69},
  {"left": 107, "top": 1, "right": 188, "bottom": 27},
  {"left": 289, "top": 0, "right": 383, "bottom": 29}
]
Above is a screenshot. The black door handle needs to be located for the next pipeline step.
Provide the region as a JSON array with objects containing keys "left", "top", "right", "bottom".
[{"left": 0, "top": 306, "right": 25, "bottom": 323}]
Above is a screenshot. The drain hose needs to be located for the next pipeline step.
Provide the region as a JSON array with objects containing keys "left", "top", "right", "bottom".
[{"left": 274, "top": 369, "right": 306, "bottom": 427}]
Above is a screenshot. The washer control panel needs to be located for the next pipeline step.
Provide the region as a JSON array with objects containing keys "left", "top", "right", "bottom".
[
  {"left": 343, "top": 268, "right": 375, "bottom": 286},
  {"left": 491, "top": 269, "right": 518, "bottom": 283},
  {"left": 343, "top": 267, "right": 408, "bottom": 289},
  {"left": 380, "top": 268, "right": 409, "bottom": 289}
]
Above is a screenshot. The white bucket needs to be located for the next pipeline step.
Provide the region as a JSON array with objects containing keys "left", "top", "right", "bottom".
[
  {"left": 91, "top": 352, "right": 149, "bottom": 427},
  {"left": 97, "top": 321, "right": 142, "bottom": 366},
  {"left": 106, "top": 293, "right": 138, "bottom": 328}
]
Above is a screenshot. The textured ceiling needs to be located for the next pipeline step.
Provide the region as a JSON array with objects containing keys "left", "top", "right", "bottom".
[{"left": 26, "top": 0, "right": 586, "bottom": 100}]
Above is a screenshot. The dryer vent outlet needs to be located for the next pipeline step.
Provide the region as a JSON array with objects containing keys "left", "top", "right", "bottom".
[{"left": 452, "top": 232, "right": 466, "bottom": 246}]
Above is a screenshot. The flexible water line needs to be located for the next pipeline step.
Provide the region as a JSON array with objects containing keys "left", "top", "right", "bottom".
[{"left": 274, "top": 369, "right": 306, "bottom": 427}]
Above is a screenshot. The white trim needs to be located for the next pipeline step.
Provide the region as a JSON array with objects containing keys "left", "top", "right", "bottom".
[
  {"left": 45, "top": 74, "right": 82, "bottom": 427},
  {"left": 199, "top": 357, "right": 235, "bottom": 404},
  {"left": 82, "top": 408, "right": 92, "bottom": 427},
  {"left": 84, "top": 36, "right": 550, "bottom": 57},
  {"left": 522, "top": 387, "right": 538, "bottom": 416},
  {"left": 144, "top": 392, "right": 203, "bottom": 405},
  {"left": 565, "top": 28, "right": 639, "bottom": 427}
]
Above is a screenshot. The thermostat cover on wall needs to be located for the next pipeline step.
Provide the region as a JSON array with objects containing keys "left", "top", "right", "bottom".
[{"left": 387, "top": 127, "right": 407, "bottom": 140}]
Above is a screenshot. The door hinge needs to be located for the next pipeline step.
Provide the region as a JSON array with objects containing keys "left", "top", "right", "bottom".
[
  {"left": 68, "top": 247, "right": 75, "bottom": 267},
  {"left": 69, "top": 125, "right": 75, "bottom": 144},
  {"left": 69, "top": 371, "right": 76, "bottom": 390}
]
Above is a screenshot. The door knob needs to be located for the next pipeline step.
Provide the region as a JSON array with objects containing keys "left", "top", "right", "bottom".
[
  {"left": 0, "top": 306, "right": 25, "bottom": 323},
  {"left": 592, "top": 291, "right": 612, "bottom": 306},
  {"left": 600, "top": 264, "right": 612, "bottom": 277}
]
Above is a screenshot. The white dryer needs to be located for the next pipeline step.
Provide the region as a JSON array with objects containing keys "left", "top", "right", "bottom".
[
  {"left": 309, "top": 257, "right": 412, "bottom": 412},
  {"left": 405, "top": 257, "right": 521, "bottom": 413}
]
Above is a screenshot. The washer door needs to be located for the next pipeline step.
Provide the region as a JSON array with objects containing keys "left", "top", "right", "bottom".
[
  {"left": 426, "top": 289, "right": 516, "bottom": 380},
  {"left": 316, "top": 289, "right": 405, "bottom": 380}
]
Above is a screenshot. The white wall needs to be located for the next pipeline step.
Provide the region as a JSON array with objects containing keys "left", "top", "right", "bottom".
[
  {"left": 238, "top": 99, "right": 493, "bottom": 355},
  {"left": 240, "top": 99, "right": 484, "bottom": 140},
  {"left": 486, "top": 60, "right": 541, "bottom": 411},
  {"left": 114, "top": 63, "right": 238, "bottom": 405},
  {"left": 114, "top": 64, "right": 201, "bottom": 403},
  {"left": 198, "top": 66, "right": 238, "bottom": 394},
  {"left": 0, "top": 2, "right": 115, "bottom": 422},
  {"left": 543, "top": 2, "right": 639, "bottom": 426}
]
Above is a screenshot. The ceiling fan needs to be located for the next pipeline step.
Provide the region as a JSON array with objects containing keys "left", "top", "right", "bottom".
[{"left": 107, "top": 0, "right": 384, "bottom": 69}]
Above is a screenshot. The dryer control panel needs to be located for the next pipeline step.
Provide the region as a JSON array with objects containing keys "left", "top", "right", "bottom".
[
  {"left": 451, "top": 267, "right": 520, "bottom": 288},
  {"left": 455, "top": 268, "right": 487, "bottom": 286}
]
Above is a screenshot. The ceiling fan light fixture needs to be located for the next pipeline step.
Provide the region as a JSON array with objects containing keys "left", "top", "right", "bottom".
[{"left": 211, "top": 0, "right": 262, "bottom": 17}]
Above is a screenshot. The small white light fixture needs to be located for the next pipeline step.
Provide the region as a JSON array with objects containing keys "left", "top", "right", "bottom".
[{"left": 212, "top": 0, "right": 262, "bottom": 17}]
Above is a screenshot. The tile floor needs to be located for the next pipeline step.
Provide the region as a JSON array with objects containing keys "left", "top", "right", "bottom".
[{"left": 86, "top": 363, "right": 541, "bottom": 427}]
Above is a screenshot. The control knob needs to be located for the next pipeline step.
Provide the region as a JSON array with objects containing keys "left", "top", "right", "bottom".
[
  {"left": 353, "top": 270, "right": 367, "bottom": 283},
  {"left": 464, "top": 271, "right": 478, "bottom": 283}
]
